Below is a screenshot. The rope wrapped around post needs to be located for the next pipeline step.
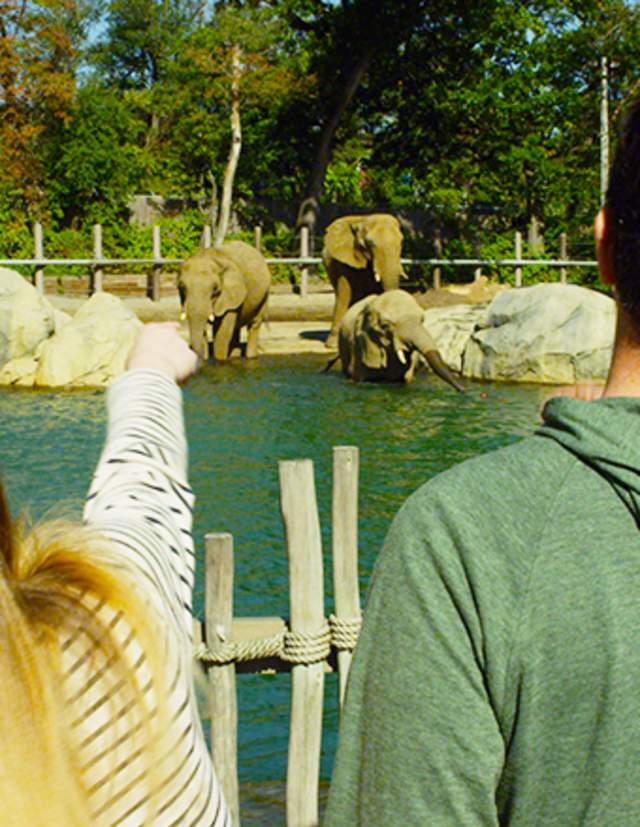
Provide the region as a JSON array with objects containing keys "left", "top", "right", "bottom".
[{"left": 194, "top": 614, "right": 362, "bottom": 667}]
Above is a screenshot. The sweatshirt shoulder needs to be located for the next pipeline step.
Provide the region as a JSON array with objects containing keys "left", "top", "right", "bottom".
[{"left": 389, "top": 433, "right": 576, "bottom": 572}]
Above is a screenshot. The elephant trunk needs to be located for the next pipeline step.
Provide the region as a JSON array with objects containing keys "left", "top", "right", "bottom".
[
  {"left": 372, "top": 246, "right": 403, "bottom": 290},
  {"left": 396, "top": 319, "right": 465, "bottom": 392},
  {"left": 186, "top": 304, "right": 210, "bottom": 362}
]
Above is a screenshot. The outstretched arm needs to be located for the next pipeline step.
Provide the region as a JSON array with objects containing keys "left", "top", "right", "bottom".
[{"left": 83, "top": 323, "right": 200, "bottom": 637}]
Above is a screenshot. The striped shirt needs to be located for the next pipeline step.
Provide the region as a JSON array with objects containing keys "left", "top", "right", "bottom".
[{"left": 73, "top": 369, "right": 230, "bottom": 826}]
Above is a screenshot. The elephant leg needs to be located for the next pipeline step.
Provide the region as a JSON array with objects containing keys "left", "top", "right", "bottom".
[
  {"left": 245, "top": 304, "right": 266, "bottom": 359},
  {"left": 327, "top": 274, "right": 352, "bottom": 349},
  {"left": 213, "top": 312, "right": 238, "bottom": 361}
]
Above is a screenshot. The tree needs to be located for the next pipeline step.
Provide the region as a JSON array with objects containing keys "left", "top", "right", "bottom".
[{"left": 0, "top": 0, "right": 93, "bottom": 219}]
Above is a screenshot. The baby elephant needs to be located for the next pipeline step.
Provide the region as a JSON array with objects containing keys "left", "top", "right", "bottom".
[
  {"left": 178, "top": 241, "right": 271, "bottom": 362},
  {"left": 336, "top": 289, "right": 465, "bottom": 390}
]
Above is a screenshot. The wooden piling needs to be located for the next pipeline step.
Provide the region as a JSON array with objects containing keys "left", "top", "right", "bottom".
[
  {"left": 279, "top": 459, "right": 324, "bottom": 827},
  {"left": 331, "top": 446, "right": 361, "bottom": 711},
  {"left": 205, "top": 533, "right": 240, "bottom": 827}
]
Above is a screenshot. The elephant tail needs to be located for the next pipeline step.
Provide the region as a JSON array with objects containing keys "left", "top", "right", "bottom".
[{"left": 321, "top": 354, "right": 340, "bottom": 374}]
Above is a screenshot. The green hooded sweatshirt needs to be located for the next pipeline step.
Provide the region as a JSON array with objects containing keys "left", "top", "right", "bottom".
[{"left": 325, "top": 396, "right": 640, "bottom": 826}]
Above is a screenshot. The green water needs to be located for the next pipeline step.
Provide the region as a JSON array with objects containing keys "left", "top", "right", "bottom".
[{"left": 0, "top": 355, "right": 547, "bottom": 822}]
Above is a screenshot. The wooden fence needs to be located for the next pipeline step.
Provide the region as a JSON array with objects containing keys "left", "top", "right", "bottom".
[
  {"left": 193, "top": 446, "right": 362, "bottom": 827},
  {"left": 0, "top": 222, "right": 599, "bottom": 301}
]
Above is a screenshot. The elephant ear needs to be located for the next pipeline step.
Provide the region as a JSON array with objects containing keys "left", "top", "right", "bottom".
[
  {"left": 213, "top": 266, "right": 247, "bottom": 316},
  {"left": 324, "top": 217, "right": 368, "bottom": 269},
  {"left": 356, "top": 307, "right": 388, "bottom": 370}
]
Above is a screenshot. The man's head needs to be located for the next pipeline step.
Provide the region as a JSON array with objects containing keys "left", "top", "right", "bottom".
[{"left": 601, "top": 96, "right": 640, "bottom": 330}]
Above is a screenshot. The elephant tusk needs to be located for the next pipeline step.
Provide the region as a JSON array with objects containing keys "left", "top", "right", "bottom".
[
  {"left": 396, "top": 347, "right": 407, "bottom": 365},
  {"left": 208, "top": 314, "right": 214, "bottom": 324},
  {"left": 180, "top": 311, "right": 186, "bottom": 322},
  {"left": 373, "top": 270, "right": 381, "bottom": 282}
]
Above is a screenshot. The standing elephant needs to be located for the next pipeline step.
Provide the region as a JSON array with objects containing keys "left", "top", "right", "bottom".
[
  {"left": 322, "top": 213, "right": 405, "bottom": 349},
  {"left": 336, "top": 289, "right": 465, "bottom": 389},
  {"left": 178, "top": 240, "right": 271, "bottom": 362}
]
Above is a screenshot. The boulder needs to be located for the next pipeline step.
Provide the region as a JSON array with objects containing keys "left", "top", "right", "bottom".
[
  {"left": 423, "top": 303, "right": 488, "bottom": 373},
  {"left": 0, "top": 267, "right": 56, "bottom": 366},
  {"left": 462, "top": 283, "right": 615, "bottom": 384},
  {"left": 34, "top": 292, "right": 142, "bottom": 388}
]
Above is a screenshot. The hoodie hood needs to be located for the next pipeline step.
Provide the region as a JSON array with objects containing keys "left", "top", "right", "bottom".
[{"left": 538, "top": 396, "right": 640, "bottom": 522}]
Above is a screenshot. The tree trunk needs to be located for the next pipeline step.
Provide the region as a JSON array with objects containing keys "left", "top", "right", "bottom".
[
  {"left": 216, "top": 43, "right": 242, "bottom": 247},
  {"left": 296, "top": 50, "right": 373, "bottom": 234}
]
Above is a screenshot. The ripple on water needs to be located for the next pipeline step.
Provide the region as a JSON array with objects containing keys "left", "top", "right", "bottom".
[{"left": 1, "top": 358, "right": 544, "bottom": 793}]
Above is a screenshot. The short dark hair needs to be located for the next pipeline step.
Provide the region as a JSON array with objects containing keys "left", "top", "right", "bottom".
[{"left": 607, "top": 96, "right": 640, "bottom": 328}]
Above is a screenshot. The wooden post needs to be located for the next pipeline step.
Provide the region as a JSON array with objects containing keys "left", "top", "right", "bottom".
[
  {"left": 279, "top": 459, "right": 324, "bottom": 827},
  {"left": 332, "top": 446, "right": 361, "bottom": 711},
  {"left": 299, "top": 226, "right": 309, "bottom": 299},
  {"left": 433, "top": 229, "right": 442, "bottom": 290},
  {"left": 202, "top": 224, "right": 212, "bottom": 249},
  {"left": 33, "top": 222, "right": 44, "bottom": 293},
  {"left": 254, "top": 225, "right": 262, "bottom": 251},
  {"left": 560, "top": 232, "right": 567, "bottom": 284},
  {"left": 205, "top": 533, "right": 240, "bottom": 827},
  {"left": 148, "top": 224, "right": 161, "bottom": 301},
  {"left": 91, "top": 224, "right": 103, "bottom": 294},
  {"left": 515, "top": 231, "right": 523, "bottom": 288}
]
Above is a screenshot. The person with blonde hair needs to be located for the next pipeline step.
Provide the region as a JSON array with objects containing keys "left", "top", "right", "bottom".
[{"left": 0, "top": 322, "right": 230, "bottom": 826}]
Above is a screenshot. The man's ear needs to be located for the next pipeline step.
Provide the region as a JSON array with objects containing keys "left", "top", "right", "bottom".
[{"left": 595, "top": 207, "right": 616, "bottom": 286}]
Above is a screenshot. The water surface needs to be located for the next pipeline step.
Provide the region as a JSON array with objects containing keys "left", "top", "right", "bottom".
[{"left": 0, "top": 355, "right": 546, "bottom": 822}]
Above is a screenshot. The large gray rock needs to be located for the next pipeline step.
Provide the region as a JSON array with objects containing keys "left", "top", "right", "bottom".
[
  {"left": 34, "top": 292, "right": 142, "bottom": 388},
  {"left": 423, "top": 303, "right": 488, "bottom": 373},
  {"left": 462, "top": 283, "right": 615, "bottom": 384},
  {"left": 0, "top": 267, "right": 56, "bottom": 366}
]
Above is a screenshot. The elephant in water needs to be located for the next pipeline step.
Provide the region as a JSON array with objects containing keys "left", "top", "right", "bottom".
[
  {"left": 322, "top": 213, "right": 405, "bottom": 349},
  {"left": 178, "top": 241, "right": 271, "bottom": 362},
  {"left": 335, "top": 289, "right": 465, "bottom": 390}
]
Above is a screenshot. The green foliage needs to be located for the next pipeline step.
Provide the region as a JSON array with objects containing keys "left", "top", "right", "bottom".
[{"left": 1, "top": 0, "right": 639, "bottom": 293}]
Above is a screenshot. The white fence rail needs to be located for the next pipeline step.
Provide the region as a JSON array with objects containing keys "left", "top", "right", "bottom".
[{"left": 0, "top": 222, "right": 599, "bottom": 299}]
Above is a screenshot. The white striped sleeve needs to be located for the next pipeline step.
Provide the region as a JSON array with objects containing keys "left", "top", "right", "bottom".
[{"left": 84, "top": 369, "right": 196, "bottom": 639}]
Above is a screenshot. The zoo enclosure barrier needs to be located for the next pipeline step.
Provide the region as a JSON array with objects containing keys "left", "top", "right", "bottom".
[
  {"left": 0, "top": 222, "right": 599, "bottom": 301},
  {"left": 192, "top": 445, "right": 362, "bottom": 827}
]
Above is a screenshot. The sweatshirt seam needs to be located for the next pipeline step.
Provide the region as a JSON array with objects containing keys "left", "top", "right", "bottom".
[{"left": 499, "top": 450, "right": 580, "bottom": 743}]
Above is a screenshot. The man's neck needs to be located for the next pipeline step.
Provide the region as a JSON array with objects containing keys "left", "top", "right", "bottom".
[{"left": 604, "top": 306, "right": 640, "bottom": 397}]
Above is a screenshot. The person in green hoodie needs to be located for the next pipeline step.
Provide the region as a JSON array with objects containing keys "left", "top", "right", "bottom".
[{"left": 324, "top": 98, "right": 640, "bottom": 827}]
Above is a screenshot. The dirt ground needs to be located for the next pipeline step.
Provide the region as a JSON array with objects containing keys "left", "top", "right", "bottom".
[{"left": 46, "top": 287, "right": 336, "bottom": 356}]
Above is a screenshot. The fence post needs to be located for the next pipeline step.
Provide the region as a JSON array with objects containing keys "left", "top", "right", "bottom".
[
  {"left": 433, "top": 229, "right": 442, "bottom": 290},
  {"left": 299, "top": 226, "right": 309, "bottom": 299},
  {"left": 474, "top": 233, "right": 482, "bottom": 282},
  {"left": 254, "top": 225, "right": 262, "bottom": 251},
  {"left": 148, "top": 224, "right": 161, "bottom": 301},
  {"left": 279, "top": 459, "right": 324, "bottom": 827},
  {"left": 90, "top": 224, "right": 103, "bottom": 294},
  {"left": 33, "top": 222, "right": 44, "bottom": 293},
  {"left": 202, "top": 224, "right": 212, "bottom": 249},
  {"left": 205, "top": 533, "right": 240, "bottom": 827},
  {"left": 559, "top": 233, "right": 567, "bottom": 284},
  {"left": 332, "top": 446, "right": 361, "bottom": 712},
  {"left": 514, "top": 231, "right": 523, "bottom": 288}
]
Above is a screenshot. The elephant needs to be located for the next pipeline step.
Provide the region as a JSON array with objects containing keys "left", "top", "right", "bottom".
[
  {"left": 177, "top": 240, "right": 271, "bottom": 362},
  {"left": 322, "top": 213, "right": 406, "bottom": 349},
  {"left": 334, "top": 289, "right": 465, "bottom": 390}
]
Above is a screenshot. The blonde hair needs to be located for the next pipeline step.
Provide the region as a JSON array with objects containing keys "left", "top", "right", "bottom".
[{"left": 0, "top": 480, "right": 172, "bottom": 826}]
